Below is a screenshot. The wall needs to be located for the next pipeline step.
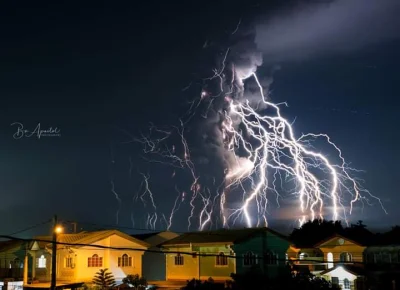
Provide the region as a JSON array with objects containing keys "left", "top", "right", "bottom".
[
  {"left": 165, "top": 246, "right": 198, "bottom": 281},
  {"left": 322, "top": 267, "right": 357, "bottom": 289},
  {"left": 233, "top": 231, "right": 291, "bottom": 280},
  {"left": 142, "top": 232, "right": 180, "bottom": 281},
  {"left": 59, "top": 234, "right": 146, "bottom": 283},
  {"left": 197, "top": 245, "right": 235, "bottom": 281},
  {"left": 318, "top": 237, "right": 365, "bottom": 266}
]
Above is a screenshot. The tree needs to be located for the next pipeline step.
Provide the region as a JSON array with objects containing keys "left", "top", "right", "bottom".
[
  {"left": 122, "top": 274, "right": 147, "bottom": 290},
  {"left": 92, "top": 268, "right": 116, "bottom": 289},
  {"left": 290, "top": 219, "right": 344, "bottom": 247}
]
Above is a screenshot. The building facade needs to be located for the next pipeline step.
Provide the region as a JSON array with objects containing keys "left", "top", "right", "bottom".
[{"left": 160, "top": 227, "right": 291, "bottom": 282}]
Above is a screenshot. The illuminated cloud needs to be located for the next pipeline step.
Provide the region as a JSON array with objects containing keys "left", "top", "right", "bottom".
[{"left": 255, "top": 0, "right": 400, "bottom": 62}]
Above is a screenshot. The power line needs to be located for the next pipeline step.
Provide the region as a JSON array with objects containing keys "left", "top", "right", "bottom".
[{"left": 4, "top": 219, "right": 52, "bottom": 236}]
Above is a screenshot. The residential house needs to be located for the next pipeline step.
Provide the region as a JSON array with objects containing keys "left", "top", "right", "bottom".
[
  {"left": 315, "top": 234, "right": 366, "bottom": 289},
  {"left": 0, "top": 240, "right": 28, "bottom": 280},
  {"left": 30, "top": 230, "right": 150, "bottom": 284},
  {"left": 132, "top": 231, "right": 180, "bottom": 282},
  {"left": 160, "top": 227, "right": 291, "bottom": 282}
]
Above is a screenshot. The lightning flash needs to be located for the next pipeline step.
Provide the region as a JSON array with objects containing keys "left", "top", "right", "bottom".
[{"left": 133, "top": 35, "right": 386, "bottom": 231}]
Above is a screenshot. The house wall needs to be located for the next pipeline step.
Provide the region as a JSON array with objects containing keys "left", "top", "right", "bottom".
[
  {"left": 30, "top": 250, "right": 51, "bottom": 281},
  {"left": 165, "top": 246, "right": 198, "bottom": 281},
  {"left": 318, "top": 237, "right": 365, "bottom": 266},
  {"left": 321, "top": 267, "right": 357, "bottom": 289},
  {"left": 197, "top": 245, "right": 235, "bottom": 281},
  {"left": 72, "top": 234, "right": 146, "bottom": 283},
  {"left": 233, "top": 231, "right": 291, "bottom": 279},
  {"left": 142, "top": 232, "right": 180, "bottom": 281}
]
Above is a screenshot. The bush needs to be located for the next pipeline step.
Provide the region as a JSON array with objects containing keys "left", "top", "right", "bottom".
[{"left": 122, "top": 274, "right": 147, "bottom": 290}]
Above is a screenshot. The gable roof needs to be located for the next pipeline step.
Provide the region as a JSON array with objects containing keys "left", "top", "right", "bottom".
[
  {"left": 160, "top": 227, "right": 290, "bottom": 247},
  {"left": 314, "top": 234, "right": 364, "bottom": 248},
  {"left": 34, "top": 230, "right": 150, "bottom": 249},
  {"left": 132, "top": 232, "right": 161, "bottom": 241},
  {"left": 319, "top": 264, "right": 365, "bottom": 276}
]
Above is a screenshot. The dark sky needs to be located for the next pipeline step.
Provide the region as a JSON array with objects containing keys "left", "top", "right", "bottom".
[{"left": 0, "top": 1, "right": 399, "bottom": 237}]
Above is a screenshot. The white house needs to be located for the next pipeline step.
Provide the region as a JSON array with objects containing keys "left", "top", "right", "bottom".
[{"left": 31, "top": 229, "right": 150, "bottom": 284}]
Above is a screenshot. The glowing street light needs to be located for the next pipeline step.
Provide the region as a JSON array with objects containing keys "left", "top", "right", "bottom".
[{"left": 54, "top": 225, "right": 63, "bottom": 234}]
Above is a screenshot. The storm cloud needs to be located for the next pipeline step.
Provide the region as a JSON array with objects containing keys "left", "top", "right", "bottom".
[{"left": 255, "top": 0, "right": 400, "bottom": 62}]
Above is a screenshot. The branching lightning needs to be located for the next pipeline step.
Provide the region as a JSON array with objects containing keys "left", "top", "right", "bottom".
[{"left": 130, "top": 25, "right": 386, "bottom": 231}]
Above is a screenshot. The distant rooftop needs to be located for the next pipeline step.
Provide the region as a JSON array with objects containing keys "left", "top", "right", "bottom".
[{"left": 161, "top": 227, "right": 290, "bottom": 246}]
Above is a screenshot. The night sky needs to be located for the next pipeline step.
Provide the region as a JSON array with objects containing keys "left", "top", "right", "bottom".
[{"left": 0, "top": 1, "right": 399, "bottom": 237}]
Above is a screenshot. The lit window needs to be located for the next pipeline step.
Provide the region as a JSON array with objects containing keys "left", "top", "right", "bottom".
[
  {"left": 243, "top": 251, "right": 257, "bottom": 266},
  {"left": 327, "top": 252, "right": 334, "bottom": 269},
  {"left": 216, "top": 252, "right": 228, "bottom": 266},
  {"left": 343, "top": 278, "right": 350, "bottom": 289},
  {"left": 299, "top": 253, "right": 308, "bottom": 260},
  {"left": 65, "top": 257, "right": 74, "bottom": 268},
  {"left": 118, "top": 254, "right": 132, "bottom": 267},
  {"left": 37, "top": 255, "right": 46, "bottom": 268},
  {"left": 174, "top": 253, "right": 184, "bottom": 266},
  {"left": 88, "top": 254, "right": 103, "bottom": 267}
]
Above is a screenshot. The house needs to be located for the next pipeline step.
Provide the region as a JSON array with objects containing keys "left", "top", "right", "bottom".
[
  {"left": 29, "top": 230, "right": 150, "bottom": 284},
  {"left": 0, "top": 240, "right": 28, "bottom": 280},
  {"left": 288, "top": 234, "right": 367, "bottom": 289},
  {"left": 319, "top": 265, "right": 365, "bottom": 290},
  {"left": 160, "top": 227, "right": 291, "bottom": 282},
  {"left": 132, "top": 231, "right": 180, "bottom": 282}
]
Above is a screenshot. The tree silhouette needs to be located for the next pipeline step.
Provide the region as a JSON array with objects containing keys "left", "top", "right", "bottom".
[
  {"left": 92, "top": 268, "right": 116, "bottom": 289},
  {"left": 290, "top": 219, "right": 344, "bottom": 247}
]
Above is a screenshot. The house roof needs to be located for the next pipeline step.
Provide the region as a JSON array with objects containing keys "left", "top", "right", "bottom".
[
  {"left": 132, "top": 232, "right": 161, "bottom": 241},
  {"left": 313, "top": 234, "right": 365, "bottom": 248},
  {"left": 34, "top": 230, "right": 150, "bottom": 249},
  {"left": 319, "top": 264, "right": 365, "bottom": 276},
  {"left": 160, "top": 227, "right": 290, "bottom": 247},
  {"left": 0, "top": 240, "right": 25, "bottom": 252}
]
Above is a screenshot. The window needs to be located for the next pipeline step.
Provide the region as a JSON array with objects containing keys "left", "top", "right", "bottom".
[
  {"left": 118, "top": 254, "right": 132, "bottom": 267},
  {"left": 36, "top": 255, "right": 46, "bottom": 268},
  {"left": 243, "top": 251, "right": 257, "bottom": 266},
  {"left": 343, "top": 278, "right": 350, "bottom": 289},
  {"left": 174, "top": 254, "right": 184, "bottom": 266},
  {"left": 327, "top": 252, "right": 334, "bottom": 269},
  {"left": 65, "top": 257, "right": 74, "bottom": 268},
  {"left": 216, "top": 252, "right": 228, "bottom": 266},
  {"left": 264, "top": 251, "right": 278, "bottom": 265},
  {"left": 340, "top": 252, "right": 352, "bottom": 262},
  {"left": 299, "top": 253, "right": 308, "bottom": 260},
  {"left": 88, "top": 254, "right": 103, "bottom": 267},
  {"left": 331, "top": 277, "right": 339, "bottom": 285},
  {"left": 14, "top": 258, "right": 22, "bottom": 268}
]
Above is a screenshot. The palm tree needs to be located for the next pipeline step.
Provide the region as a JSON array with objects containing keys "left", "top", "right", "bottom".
[{"left": 92, "top": 268, "right": 116, "bottom": 289}]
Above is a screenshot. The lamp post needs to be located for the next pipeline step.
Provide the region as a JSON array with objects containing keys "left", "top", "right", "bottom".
[{"left": 51, "top": 215, "right": 63, "bottom": 290}]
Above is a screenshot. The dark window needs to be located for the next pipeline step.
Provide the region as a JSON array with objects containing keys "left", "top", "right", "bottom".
[
  {"left": 216, "top": 252, "right": 228, "bottom": 266},
  {"left": 243, "top": 251, "right": 257, "bottom": 266},
  {"left": 174, "top": 254, "right": 184, "bottom": 265}
]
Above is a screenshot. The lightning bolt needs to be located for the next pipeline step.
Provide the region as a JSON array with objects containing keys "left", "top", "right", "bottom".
[
  {"left": 110, "top": 180, "right": 122, "bottom": 225},
  {"left": 131, "top": 28, "right": 386, "bottom": 231}
]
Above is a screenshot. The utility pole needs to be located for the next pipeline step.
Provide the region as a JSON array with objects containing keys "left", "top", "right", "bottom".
[{"left": 50, "top": 215, "right": 58, "bottom": 290}]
